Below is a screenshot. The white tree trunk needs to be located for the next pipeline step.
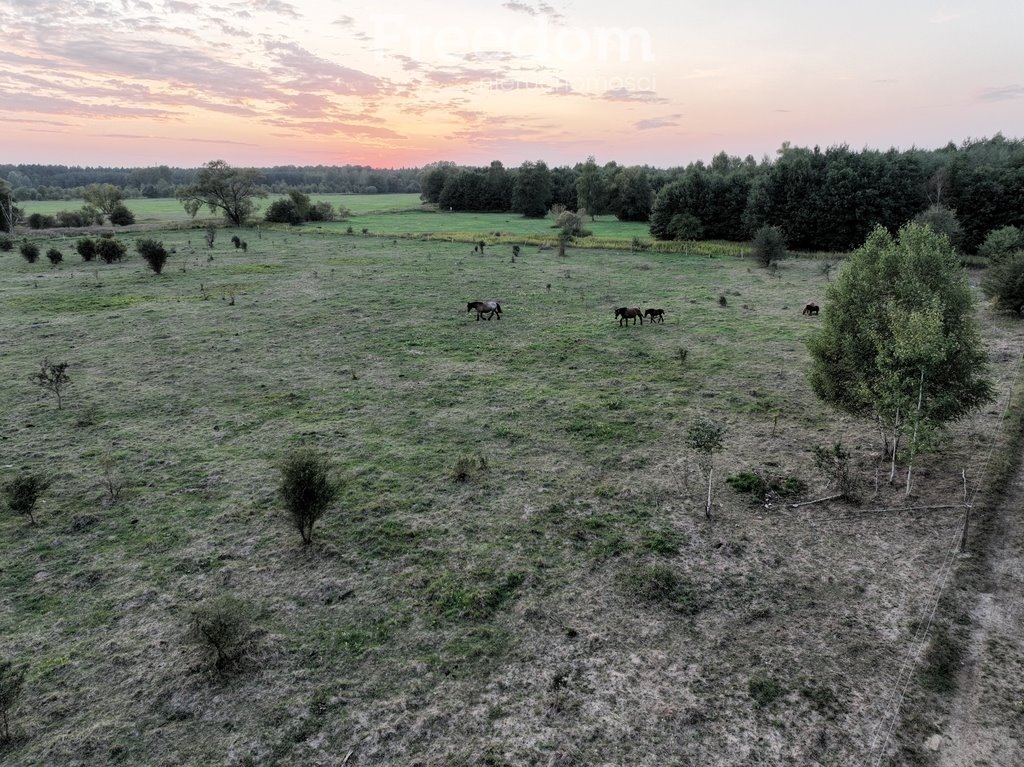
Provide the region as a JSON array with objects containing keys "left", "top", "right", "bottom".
[
  {"left": 889, "top": 408, "right": 901, "bottom": 483},
  {"left": 905, "top": 369, "right": 926, "bottom": 496},
  {"left": 705, "top": 465, "right": 713, "bottom": 519}
]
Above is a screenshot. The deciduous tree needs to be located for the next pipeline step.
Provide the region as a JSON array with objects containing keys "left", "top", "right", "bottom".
[
  {"left": 176, "top": 160, "right": 266, "bottom": 226},
  {"left": 807, "top": 224, "right": 993, "bottom": 487},
  {"left": 511, "top": 161, "right": 552, "bottom": 218},
  {"left": 575, "top": 156, "right": 610, "bottom": 220},
  {"left": 81, "top": 183, "right": 124, "bottom": 216}
]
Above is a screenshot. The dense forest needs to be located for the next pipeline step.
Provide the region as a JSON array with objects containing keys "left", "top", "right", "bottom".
[
  {"left": 419, "top": 136, "right": 1024, "bottom": 253},
  {"left": 2, "top": 135, "right": 1023, "bottom": 252}
]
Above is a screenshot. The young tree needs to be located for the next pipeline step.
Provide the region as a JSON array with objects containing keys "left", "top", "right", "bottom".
[
  {"left": 977, "top": 226, "right": 1024, "bottom": 263},
  {"left": 982, "top": 252, "right": 1024, "bottom": 315},
  {"left": 176, "top": 160, "right": 266, "bottom": 226},
  {"left": 553, "top": 209, "right": 591, "bottom": 256},
  {"left": 279, "top": 449, "right": 338, "bottom": 545},
  {"left": 687, "top": 417, "right": 725, "bottom": 518},
  {"left": 751, "top": 225, "right": 787, "bottom": 266},
  {"left": 0, "top": 180, "right": 20, "bottom": 233},
  {"left": 913, "top": 204, "right": 964, "bottom": 252},
  {"left": 33, "top": 359, "right": 72, "bottom": 409},
  {"left": 3, "top": 473, "right": 52, "bottom": 525},
  {"left": 135, "top": 238, "right": 169, "bottom": 274},
  {"left": 807, "top": 224, "right": 993, "bottom": 486},
  {"left": 189, "top": 595, "right": 255, "bottom": 670}
]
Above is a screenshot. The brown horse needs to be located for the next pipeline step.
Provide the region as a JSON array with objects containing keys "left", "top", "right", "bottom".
[
  {"left": 644, "top": 308, "right": 665, "bottom": 324},
  {"left": 802, "top": 303, "right": 819, "bottom": 316},
  {"left": 468, "top": 300, "right": 502, "bottom": 320},
  {"left": 615, "top": 307, "right": 643, "bottom": 326}
]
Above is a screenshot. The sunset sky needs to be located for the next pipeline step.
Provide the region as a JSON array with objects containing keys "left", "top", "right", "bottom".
[{"left": 2, "top": 0, "right": 1023, "bottom": 168}]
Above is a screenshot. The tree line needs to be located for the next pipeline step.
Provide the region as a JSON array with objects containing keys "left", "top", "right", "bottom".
[
  {"left": 424, "top": 135, "right": 1024, "bottom": 253},
  {"left": 0, "top": 164, "right": 422, "bottom": 201},
  {"left": 4, "top": 134, "right": 1023, "bottom": 253}
]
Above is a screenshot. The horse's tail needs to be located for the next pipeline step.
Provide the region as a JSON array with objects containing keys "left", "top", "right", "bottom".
[{"left": 494, "top": 302, "right": 502, "bottom": 314}]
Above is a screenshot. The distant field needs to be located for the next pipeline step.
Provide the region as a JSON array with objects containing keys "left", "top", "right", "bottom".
[
  {"left": 18, "top": 194, "right": 752, "bottom": 255},
  {"left": 1, "top": 224, "right": 1020, "bottom": 765},
  {"left": 19, "top": 193, "right": 425, "bottom": 223}
]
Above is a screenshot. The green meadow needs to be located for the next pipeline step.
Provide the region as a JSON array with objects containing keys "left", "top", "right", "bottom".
[
  {"left": 20, "top": 194, "right": 751, "bottom": 255},
  {"left": 0, "top": 217, "right": 1021, "bottom": 765}
]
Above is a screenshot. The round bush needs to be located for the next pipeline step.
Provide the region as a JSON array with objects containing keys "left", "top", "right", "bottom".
[{"left": 19, "top": 241, "right": 40, "bottom": 263}]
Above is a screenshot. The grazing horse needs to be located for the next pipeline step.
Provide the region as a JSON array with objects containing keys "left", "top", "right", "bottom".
[
  {"left": 468, "top": 300, "right": 502, "bottom": 321},
  {"left": 802, "top": 303, "right": 820, "bottom": 316},
  {"left": 615, "top": 307, "right": 644, "bottom": 326},
  {"left": 644, "top": 308, "right": 665, "bottom": 324}
]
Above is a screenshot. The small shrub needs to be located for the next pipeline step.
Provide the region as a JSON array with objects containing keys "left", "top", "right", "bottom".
[
  {"left": 718, "top": 295, "right": 727, "bottom": 306},
  {"left": 748, "top": 675, "right": 788, "bottom": 707},
  {"left": 19, "top": 241, "right": 40, "bottom": 263},
  {"left": 978, "top": 226, "right": 1024, "bottom": 264},
  {"left": 346, "top": 226, "right": 354, "bottom": 234},
  {"left": 307, "top": 201, "right": 337, "bottom": 221},
  {"left": 361, "top": 227, "right": 368, "bottom": 235},
  {"left": 427, "top": 570, "right": 525, "bottom": 622},
  {"left": 920, "top": 623, "right": 964, "bottom": 693},
  {"left": 33, "top": 358, "right": 72, "bottom": 409},
  {"left": 135, "top": 238, "right": 169, "bottom": 274},
  {"left": 752, "top": 225, "right": 786, "bottom": 266},
  {"left": 27, "top": 212, "right": 55, "bottom": 230},
  {"left": 205, "top": 223, "right": 216, "bottom": 248},
  {"left": 640, "top": 529, "right": 684, "bottom": 556},
  {"left": 189, "top": 595, "right": 255, "bottom": 670},
  {"left": 45, "top": 247, "right": 63, "bottom": 265},
  {"left": 812, "top": 442, "right": 859, "bottom": 500},
  {"left": 726, "top": 471, "right": 767, "bottom": 496},
  {"left": 264, "top": 198, "right": 304, "bottom": 225},
  {"left": 108, "top": 202, "right": 135, "bottom": 226},
  {"left": 0, "top": 660, "right": 26, "bottom": 742},
  {"left": 54, "top": 206, "right": 103, "bottom": 227},
  {"left": 982, "top": 251, "right": 1024, "bottom": 315},
  {"left": 726, "top": 470, "right": 807, "bottom": 504},
  {"left": 801, "top": 684, "right": 841, "bottom": 718},
  {"left": 450, "top": 452, "right": 487, "bottom": 483},
  {"left": 96, "top": 238, "right": 127, "bottom": 264},
  {"left": 0, "top": 235, "right": 14, "bottom": 252},
  {"left": 3, "top": 473, "right": 52, "bottom": 525},
  {"left": 76, "top": 237, "right": 97, "bottom": 261},
  {"left": 279, "top": 448, "right": 338, "bottom": 545},
  {"left": 620, "top": 563, "right": 703, "bottom": 614},
  {"left": 631, "top": 236, "right": 650, "bottom": 252}
]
